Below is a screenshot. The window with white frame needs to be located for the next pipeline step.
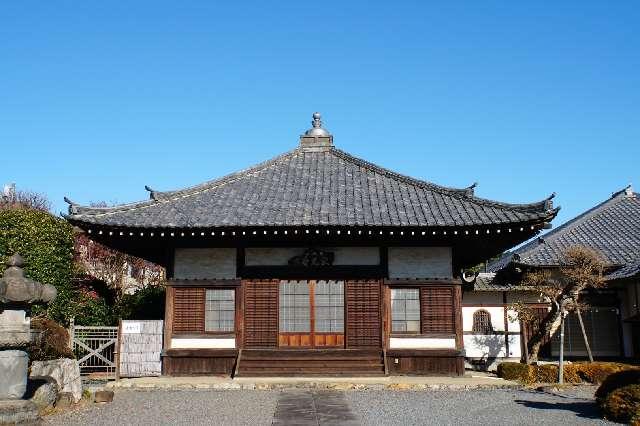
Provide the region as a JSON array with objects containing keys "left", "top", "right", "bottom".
[{"left": 204, "top": 289, "right": 235, "bottom": 332}]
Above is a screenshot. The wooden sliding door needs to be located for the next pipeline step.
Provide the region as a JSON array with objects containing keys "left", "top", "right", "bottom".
[
  {"left": 244, "top": 280, "right": 279, "bottom": 348},
  {"left": 278, "top": 280, "right": 345, "bottom": 348},
  {"left": 346, "top": 279, "right": 382, "bottom": 348}
]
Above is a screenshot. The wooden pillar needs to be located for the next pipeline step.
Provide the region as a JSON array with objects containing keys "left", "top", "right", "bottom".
[
  {"left": 454, "top": 284, "right": 463, "bottom": 351},
  {"left": 235, "top": 283, "right": 244, "bottom": 349},
  {"left": 503, "top": 291, "right": 510, "bottom": 357},
  {"left": 163, "top": 286, "right": 174, "bottom": 352}
]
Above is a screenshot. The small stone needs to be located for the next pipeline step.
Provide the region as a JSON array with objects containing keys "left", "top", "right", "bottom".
[
  {"left": 30, "top": 381, "right": 58, "bottom": 410},
  {"left": 94, "top": 390, "right": 114, "bottom": 403},
  {"left": 55, "top": 392, "right": 75, "bottom": 408}
]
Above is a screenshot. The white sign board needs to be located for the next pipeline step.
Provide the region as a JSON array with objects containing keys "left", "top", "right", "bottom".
[{"left": 122, "top": 321, "right": 141, "bottom": 334}]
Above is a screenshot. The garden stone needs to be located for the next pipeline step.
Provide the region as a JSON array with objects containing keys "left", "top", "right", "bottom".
[
  {"left": 94, "top": 390, "right": 114, "bottom": 403},
  {"left": 29, "top": 381, "right": 58, "bottom": 411},
  {"left": 30, "top": 358, "right": 82, "bottom": 403}
]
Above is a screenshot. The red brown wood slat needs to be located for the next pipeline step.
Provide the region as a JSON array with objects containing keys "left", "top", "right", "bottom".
[
  {"left": 421, "top": 287, "right": 455, "bottom": 334},
  {"left": 172, "top": 287, "right": 204, "bottom": 334},
  {"left": 346, "top": 279, "right": 382, "bottom": 348},
  {"left": 243, "top": 279, "right": 279, "bottom": 348}
]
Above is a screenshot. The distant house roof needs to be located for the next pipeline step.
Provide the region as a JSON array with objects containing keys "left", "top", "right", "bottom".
[
  {"left": 487, "top": 185, "right": 640, "bottom": 281},
  {"left": 472, "top": 272, "right": 538, "bottom": 292},
  {"left": 65, "top": 114, "right": 558, "bottom": 230}
]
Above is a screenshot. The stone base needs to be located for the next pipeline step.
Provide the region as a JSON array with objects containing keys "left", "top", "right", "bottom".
[
  {"left": 0, "top": 400, "right": 40, "bottom": 425},
  {"left": 0, "top": 350, "right": 28, "bottom": 399}
]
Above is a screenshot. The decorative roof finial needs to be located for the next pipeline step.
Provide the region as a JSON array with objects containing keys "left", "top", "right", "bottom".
[
  {"left": 304, "top": 112, "right": 331, "bottom": 137},
  {"left": 312, "top": 112, "right": 322, "bottom": 128}
]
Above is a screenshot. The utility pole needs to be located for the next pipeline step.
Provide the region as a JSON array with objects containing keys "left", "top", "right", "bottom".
[{"left": 558, "top": 309, "right": 566, "bottom": 384}]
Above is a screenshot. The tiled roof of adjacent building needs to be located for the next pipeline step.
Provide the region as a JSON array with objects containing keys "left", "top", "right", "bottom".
[
  {"left": 64, "top": 113, "right": 558, "bottom": 230},
  {"left": 472, "top": 272, "right": 538, "bottom": 291},
  {"left": 487, "top": 185, "right": 640, "bottom": 280}
]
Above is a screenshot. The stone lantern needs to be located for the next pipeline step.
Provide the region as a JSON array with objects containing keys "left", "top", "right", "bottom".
[{"left": 0, "top": 254, "right": 57, "bottom": 423}]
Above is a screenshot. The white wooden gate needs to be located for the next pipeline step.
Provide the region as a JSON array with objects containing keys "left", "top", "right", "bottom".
[{"left": 70, "top": 320, "right": 119, "bottom": 379}]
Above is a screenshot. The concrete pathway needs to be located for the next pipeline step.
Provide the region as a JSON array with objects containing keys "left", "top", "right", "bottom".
[{"left": 273, "top": 391, "right": 360, "bottom": 426}]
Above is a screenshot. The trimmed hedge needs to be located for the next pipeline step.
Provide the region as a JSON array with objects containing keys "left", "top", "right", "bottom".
[
  {"left": 0, "top": 208, "right": 75, "bottom": 323},
  {"left": 569, "top": 362, "right": 638, "bottom": 385},
  {"left": 599, "top": 384, "right": 640, "bottom": 424},
  {"left": 497, "top": 361, "right": 639, "bottom": 385},
  {"left": 596, "top": 370, "right": 640, "bottom": 402},
  {"left": 497, "top": 362, "right": 533, "bottom": 382}
]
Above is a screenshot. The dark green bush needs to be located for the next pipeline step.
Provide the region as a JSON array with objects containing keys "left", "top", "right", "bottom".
[
  {"left": 596, "top": 370, "right": 640, "bottom": 402},
  {"left": 116, "top": 285, "right": 165, "bottom": 320},
  {"left": 0, "top": 208, "right": 75, "bottom": 324},
  {"left": 600, "top": 384, "right": 640, "bottom": 424},
  {"left": 30, "top": 318, "right": 74, "bottom": 361}
]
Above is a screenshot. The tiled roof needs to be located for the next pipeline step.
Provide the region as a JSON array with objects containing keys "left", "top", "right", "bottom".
[
  {"left": 65, "top": 124, "right": 557, "bottom": 230},
  {"left": 606, "top": 260, "right": 640, "bottom": 281},
  {"left": 487, "top": 186, "right": 640, "bottom": 280},
  {"left": 472, "top": 272, "right": 539, "bottom": 291}
]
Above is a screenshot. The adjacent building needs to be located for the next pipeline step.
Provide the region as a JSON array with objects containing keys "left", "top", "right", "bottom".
[
  {"left": 486, "top": 185, "right": 640, "bottom": 361},
  {"left": 65, "top": 113, "right": 558, "bottom": 376}
]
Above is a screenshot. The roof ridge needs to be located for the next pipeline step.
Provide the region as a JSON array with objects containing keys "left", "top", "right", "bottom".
[
  {"left": 67, "top": 148, "right": 299, "bottom": 217},
  {"left": 330, "top": 148, "right": 556, "bottom": 215}
]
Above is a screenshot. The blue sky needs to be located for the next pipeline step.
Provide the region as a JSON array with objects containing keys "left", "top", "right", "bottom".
[{"left": 2, "top": 1, "right": 639, "bottom": 230}]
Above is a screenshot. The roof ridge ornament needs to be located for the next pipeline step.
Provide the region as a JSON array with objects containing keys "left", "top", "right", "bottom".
[
  {"left": 624, "top": 184, "right": 634, "bottom": 198},
  {"left": 300, "top": 112, "right": 333, "bottom": 152},
  {"left": 145, "top": 185, "right": 161, "bottom": 201},
  {"left": 612, "top": 184, "right": 634, "bottom": 199},
  {"left": 63, "top": 196, "right": 79, "bottom": 214}
]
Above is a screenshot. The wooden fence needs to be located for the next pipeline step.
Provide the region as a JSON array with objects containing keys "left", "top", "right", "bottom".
[{"left": 117, "top": 320, "right": 163, "bottom": 378}]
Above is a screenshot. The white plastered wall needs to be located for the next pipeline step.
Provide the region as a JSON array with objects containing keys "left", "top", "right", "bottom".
[
  {"left": 387, "top": 247, "right": 452, "bottom": 278},
  {"left": 462, "top": 291, "right": 523, "bottom": 360},
  {"left": 389, "top": 338, "right": 456, "bottom": 349},
  {"left": 173, "top": 248, "right": 236, "bottom": 279},
  {"left": 170, "top": 338, "right": 236, "bottom": 349}
]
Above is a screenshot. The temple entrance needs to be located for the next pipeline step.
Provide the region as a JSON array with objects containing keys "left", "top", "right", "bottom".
[{"left": 278, "top": 280, "right": 345, "bottom": 348}]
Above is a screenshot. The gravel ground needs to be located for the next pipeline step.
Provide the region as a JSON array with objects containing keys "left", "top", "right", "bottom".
[
  {"left": 45, "top": 387, "right": 613, "bottom": 426},
  {"left": 347, "top": 387, "right": 613, "bottom": 426},
  {"left": 45, "top": 390, "right": 279, "bottom": 426}
]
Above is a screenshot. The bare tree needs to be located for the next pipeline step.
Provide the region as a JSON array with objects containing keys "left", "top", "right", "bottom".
[
  {"left": 509, "top": 245, "right": 606, "bottom": 363},
  {"left": 1, "top": 184, "right": 51, "bottom": 211}
]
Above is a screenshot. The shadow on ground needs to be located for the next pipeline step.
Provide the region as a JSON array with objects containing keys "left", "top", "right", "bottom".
[{"left": 514, "top": 393, "right": 604, "bottom": 421}]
